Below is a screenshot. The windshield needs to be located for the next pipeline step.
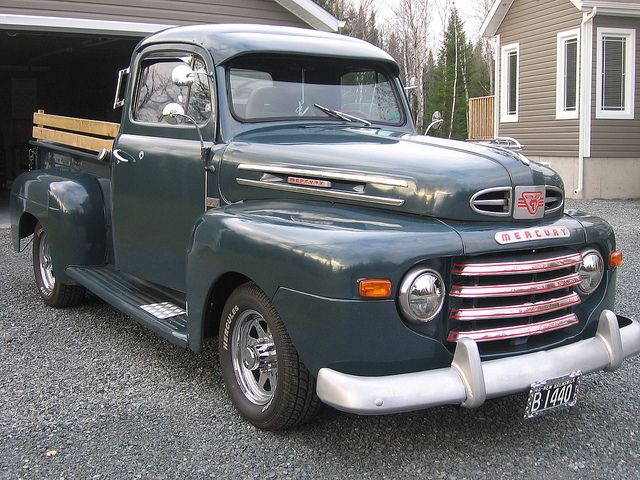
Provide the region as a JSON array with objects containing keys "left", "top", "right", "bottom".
[{"left": 228, "top": 55, "right": 404, "bottom": 125}]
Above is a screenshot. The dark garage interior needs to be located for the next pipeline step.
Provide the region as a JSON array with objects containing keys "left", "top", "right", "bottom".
[{"left": 0, "top": 31, "right": 140, "bottom": 189}]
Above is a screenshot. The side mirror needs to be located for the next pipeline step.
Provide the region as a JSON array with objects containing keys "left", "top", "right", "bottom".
[
  {"left": 161, "top": 102, "right": 211, "bottom": 166},
  {"left": 172, "top": 64, "right": 195, "bottom": 86},
  {"left": 162, "top": 103, "right": 185, "bottom": 124},
  {"left": 425, "top": 111, "right": 444, "bottom": 135}
]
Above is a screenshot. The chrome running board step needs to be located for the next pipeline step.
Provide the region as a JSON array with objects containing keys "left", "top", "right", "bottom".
[{"left": 66, "top": 265, "right": 188, "bottom": 347}]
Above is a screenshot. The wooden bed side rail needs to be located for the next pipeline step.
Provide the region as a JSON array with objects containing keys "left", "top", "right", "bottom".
[{"left": 33, "top": 110, "right": 120, "bottom": 153}]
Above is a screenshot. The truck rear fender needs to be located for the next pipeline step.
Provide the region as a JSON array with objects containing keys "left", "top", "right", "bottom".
[{"left": 11, "top": 171, "right": 107, "bottom": 284}]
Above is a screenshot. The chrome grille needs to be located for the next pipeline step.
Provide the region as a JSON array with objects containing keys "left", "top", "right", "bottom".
[
  {"left": 470, "top": 186, "right": 565, "bottom": 218},
  {"left": 448, "top": 249, "right": 583, "bottom": 344},
  {"left": 545, "top": 186, "right": 564, "bottom": 215},
  {"left": 470, "top": 187, "right": 511, "bottom": 217}
]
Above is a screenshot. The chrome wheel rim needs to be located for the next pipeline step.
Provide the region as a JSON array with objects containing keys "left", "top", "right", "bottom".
[
  {"left": 38, "top": 231, "right": 55, "bottom": 293},
  {"left": 231, "top": 309, "right": 278, "bottom": 405}
]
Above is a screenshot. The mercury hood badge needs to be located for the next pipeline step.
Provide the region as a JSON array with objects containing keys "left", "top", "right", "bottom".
[{"left": 514, "top": 186, "right": 545, "bottom": 219}]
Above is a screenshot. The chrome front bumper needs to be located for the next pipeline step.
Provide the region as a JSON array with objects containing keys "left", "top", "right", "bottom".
[{"left": 316, "top": 310, "right": 640, "bottom": 414}]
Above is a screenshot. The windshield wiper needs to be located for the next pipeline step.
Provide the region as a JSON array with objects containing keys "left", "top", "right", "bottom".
[{"left": 314, "top": 103, "right": 372, "bottom": 126}]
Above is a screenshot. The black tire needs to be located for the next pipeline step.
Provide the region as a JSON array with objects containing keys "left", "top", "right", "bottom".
[
  {"left": 32, "top": 222, "right": 86, "bottom": 308},
  {"left": 219, "top": 282, "right": 320, "bottom": 430}
]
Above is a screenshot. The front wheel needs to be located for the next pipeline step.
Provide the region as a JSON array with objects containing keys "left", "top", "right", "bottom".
[
  {"left": 219, "top": 282, "right": 320, "bottom": 430},
  {"left": 32, "top": 222, "right": 85, "bottom": 307}
]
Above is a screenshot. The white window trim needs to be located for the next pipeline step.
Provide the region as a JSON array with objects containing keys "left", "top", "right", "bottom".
[
  {"left": 596, "top": 27, "right": 636, "bottom": 120},
  {"left": 500, "top": 43, "right": 519, "bottom": 123},
  {"left": 556, "top": 29, "right": 580, "bottom": 120}
]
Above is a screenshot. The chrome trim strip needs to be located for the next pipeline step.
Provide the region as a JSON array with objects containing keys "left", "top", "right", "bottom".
[
  {"left": 448, "top": 314, "right": 579, "bottom": 342},
  {"left": 238, "top": 163, "right": 410, "bottom": 188},
  {"left": 453, "top": 252, "right": 583, "bottom": 276},
  {"left": 316, "top": 312, "right": 640, "bottom": 414},
  {"left": 237, "top": 178, "right": 406, "bottom": 206},
  {"left": 450, "top": 292, "right": 581, "bottom": 321},
  {"left": 450, "top": 273, "right": 582, "bottom": 298}
]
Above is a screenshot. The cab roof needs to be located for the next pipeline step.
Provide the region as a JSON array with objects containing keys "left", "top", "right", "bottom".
[{"left": 136, "top": 24, "right": 399, "bottom": 73}]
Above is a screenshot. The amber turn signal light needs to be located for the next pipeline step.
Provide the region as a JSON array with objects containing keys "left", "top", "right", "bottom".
[
  {"left": 610, "top": 251, "right": 623, "bottom": 268},
  {"left": 359, "top": 279, "right": 393, "bottom": 298}
]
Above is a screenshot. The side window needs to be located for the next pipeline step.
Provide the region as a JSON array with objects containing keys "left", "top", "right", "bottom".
[
  {"left": 596, "top": 28, "right": 636, "bottom": 119},
  {"left": 500, "top": 43, "right": 519, "bottom": 123},
  {"left": 556, "top": 30, "right": 579, "bottom": 119},
  {"left": 133, "top": 55, "right": 212, "bottom": 124}
]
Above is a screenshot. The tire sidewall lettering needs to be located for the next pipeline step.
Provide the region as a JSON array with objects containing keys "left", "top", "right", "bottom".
[{"left": 222, "top": 304, "right": 239, "bottom": 351}]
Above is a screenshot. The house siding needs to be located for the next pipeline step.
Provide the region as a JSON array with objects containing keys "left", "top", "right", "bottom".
[
  {"left": 496, "top": 0, "right": 582, "bottom": 156},
  {"left": 590, "top": 15, "right": 640, "bottom": 158},
  {"left": 0, "top": 0, "right": 309, "bottom": 29}
]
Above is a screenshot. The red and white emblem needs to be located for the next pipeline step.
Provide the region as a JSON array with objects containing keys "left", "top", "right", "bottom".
[{"left": 514, "top": 186, "right": 545, "bottom": 219}]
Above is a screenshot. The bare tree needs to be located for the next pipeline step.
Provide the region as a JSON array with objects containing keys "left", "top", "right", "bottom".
[
  {"left": 467, "top": 0, "right": 495, "bottom": 94},
  {"left": 389, "top": 0, "right": 432, "bottom": 130}
]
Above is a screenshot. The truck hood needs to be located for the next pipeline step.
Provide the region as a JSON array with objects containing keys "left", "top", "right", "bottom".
[{"left": 218, "top": 125, "right": 564, "bottom": 222}]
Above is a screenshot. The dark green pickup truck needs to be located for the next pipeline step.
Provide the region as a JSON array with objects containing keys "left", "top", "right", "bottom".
[{"left": 10, "top": 24, "right": 640, "bottom": 430}]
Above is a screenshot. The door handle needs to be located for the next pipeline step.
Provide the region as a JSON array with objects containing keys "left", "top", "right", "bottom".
[{"left": 112, "top": 149, "right": 132, "bottom": 164}]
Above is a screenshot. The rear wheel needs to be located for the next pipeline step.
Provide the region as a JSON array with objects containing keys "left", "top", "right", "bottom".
[
  {"left": 219, "top": 282, "right": 320, "bottom": 430},
  {"left": 33, "top": 222, "right": 85, "bottom": 307}
]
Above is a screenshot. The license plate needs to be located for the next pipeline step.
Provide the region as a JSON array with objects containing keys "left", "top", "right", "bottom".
[{"left": 525, "top": 371, "right": 582, "bottom": 419}]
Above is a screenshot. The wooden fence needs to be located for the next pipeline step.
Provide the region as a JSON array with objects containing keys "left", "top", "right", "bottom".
[{"left": 468, "top": 96, "right": 494, "bottom": 140}]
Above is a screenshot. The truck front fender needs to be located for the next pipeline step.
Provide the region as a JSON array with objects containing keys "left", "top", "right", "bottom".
[
  {"left": 11, "top": 170, "right": 107, "bottom": 284},
  {"left": 185, "top": 200, "right": 463, "bottom": 352}
]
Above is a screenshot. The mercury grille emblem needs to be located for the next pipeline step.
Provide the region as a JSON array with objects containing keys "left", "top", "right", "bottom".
[{"left": 514, "top": 186, "right": 545, "bottom": 219}]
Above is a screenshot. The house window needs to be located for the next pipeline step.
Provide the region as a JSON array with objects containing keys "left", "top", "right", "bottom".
[
  {"left": 596, "top": 28, "right": 636, "bottom": 119},
  {"left": 556, "top": 30, "right": 579, "bottom": 119},
  {"left": 501, "top": 43, "right": 519, "bottom": 122}
]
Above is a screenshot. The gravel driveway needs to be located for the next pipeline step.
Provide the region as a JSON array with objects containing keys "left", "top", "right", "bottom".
[{"left": 1, "top": 199, "right": 639, "bottom": 479}]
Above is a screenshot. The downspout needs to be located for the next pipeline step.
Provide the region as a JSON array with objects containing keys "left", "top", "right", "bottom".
[
  {"left": 491, "top": 36, "right": 500, "bottom": 140},
  {"left": 576, "top": 6, "right": 597, "bottom": 195}
]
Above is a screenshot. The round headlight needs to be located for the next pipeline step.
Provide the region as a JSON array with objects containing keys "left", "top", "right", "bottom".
[
  {"left": 577, "top": 249, "right": 604, "bottom": 295},
  {"left": 399, "top": 267, "right": 445, "bottom": 323}
]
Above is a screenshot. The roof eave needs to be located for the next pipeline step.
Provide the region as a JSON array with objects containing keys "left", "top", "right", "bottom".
[
  {"left": 0, "top": 13, "right": 171, "bottom": 36},
  {"left": 273, "top": 0, "right": 345, "bottom": 32},
  {"left": 581, "top": 1, "right": 640, "bottom": 17},
  {"left": 480, "top": 0, "right": 515, "bottom": 38}
]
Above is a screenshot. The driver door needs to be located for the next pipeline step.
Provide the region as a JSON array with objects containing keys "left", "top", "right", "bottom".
[{"left": 111, "top": 50, "right": 215, "bottom": 292}]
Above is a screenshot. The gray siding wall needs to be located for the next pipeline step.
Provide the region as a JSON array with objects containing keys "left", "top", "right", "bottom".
[
  {"left": 0, "top": 0, "right": 309, "bottom": 29},
  {"left": 496, "top": 0, "right": 582, "bottom": 156},
  {"left": 590, "top": 15, "right": 640, "bottom": 158}
]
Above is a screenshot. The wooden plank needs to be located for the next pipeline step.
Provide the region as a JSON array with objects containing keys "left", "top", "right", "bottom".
[
  {"left": 33, "top": 126, "right": 114, "bottom": 153},
  {"left": 33, "top": 112, "right": 120, "bottom": 138}
]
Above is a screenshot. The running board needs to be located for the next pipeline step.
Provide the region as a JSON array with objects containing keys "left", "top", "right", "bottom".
[{"left": 66, "top": 265, "right": 188, "bottom": 347}]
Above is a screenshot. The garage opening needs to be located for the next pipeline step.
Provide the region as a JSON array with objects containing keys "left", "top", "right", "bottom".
[{"left": 0, "top": 31, "right": 141, "bottom": 188}]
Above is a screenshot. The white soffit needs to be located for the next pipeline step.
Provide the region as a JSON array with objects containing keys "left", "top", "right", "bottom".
[
  {"left": 480, "top": 0, "right": 515, "bottom": 38},
  {"left": 581, "top": 1, "right": 640, "bottom": 17},
  {"left": 481, "top": 0, "right": 640, "bottom": 38},
  {"left": 273, "top": 0, "right": 344, "bottom": 32},
  {"left": 0, "top": 14, "right": 173, "bottom": 36}
]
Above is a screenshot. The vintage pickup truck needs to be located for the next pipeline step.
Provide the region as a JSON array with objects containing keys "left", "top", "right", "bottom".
[{"left": 10, "top": 24, "right": 640, "bottom": 430}]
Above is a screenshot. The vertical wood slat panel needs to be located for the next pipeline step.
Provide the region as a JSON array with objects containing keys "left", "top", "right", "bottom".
[{"left": 468, "top": 96, "right": 495, "bottom": 140}]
